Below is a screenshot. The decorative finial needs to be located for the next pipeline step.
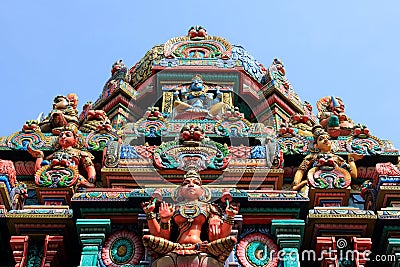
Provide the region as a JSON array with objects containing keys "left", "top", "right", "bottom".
[{"left": 187, "top": 26, "right": 207, "bottom": 40}]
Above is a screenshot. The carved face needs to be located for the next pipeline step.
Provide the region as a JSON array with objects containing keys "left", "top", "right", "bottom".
[
  {"left": 180, "top": 177, "right": 203, "bottom": 201},
  {"left": 190, "top": 79, "right": 204, "bottom": 92},
  {"left": 53, "top": 96, "right": 69, "bottom": 110},
  {"left": 315, "top": 134, "right": 332, "bottom": 153},
  {"left": 58, "top": 130, "right": 77, "bottom": 148}
]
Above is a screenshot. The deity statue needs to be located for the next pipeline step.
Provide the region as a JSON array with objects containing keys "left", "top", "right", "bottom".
[
  {"left": 173, "top": 75, "right": 226, "bottom": 120},
  {"left": 316, "top": 96, "right": 354, "bottom": 137},
  {"left": 39, "top": 94, "right": 79, "bottom": 134},
  {"left": 292, "top": 126, "right": 363, "bottom": 194},
  {"left": 101, "top": 59, "right": 132, "bottom": 99},
  {"left": 28, "top": 124, "right": 96, "bottom": 188},
  {"left": 142, "top": 169, "right": 238, "bottom": 267}
]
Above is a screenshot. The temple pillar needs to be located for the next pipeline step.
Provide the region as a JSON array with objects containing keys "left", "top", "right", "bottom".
[
  {"left": 41, "top": 235, "right": 65, "bottom": 267},
  {"left": 76, "top": 219, "right": 110, "bottom": 267},
  {"left": 315, "top": 237, "right": 337, "bottom": 267},
  {"left": 387, "top": 238, "right": 400, "bottom": 267},
  {"left": 10, "top": 235, "right": 29, "bottom": 267},
  {"left": 352, "top": 237, "right": 371, "bottom": 267},
  {"left": 394, "top": 253, "right": 400, "bottom": 267},
  {"left": 271, "top": 219, "right": 304, "bottom": 267}
]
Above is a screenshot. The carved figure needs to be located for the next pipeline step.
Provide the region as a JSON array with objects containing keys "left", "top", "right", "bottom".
[
  {"left": 179, "top": 124, "right": 205, "bottom": 144},
  {"left": 28, "top": 125, "right": 95, "bottom": 188},
  {"left": 289, "top": 113, "right": 314, "bottom": 137},
  {"left": 0, "top": 159, "right": 28, "bottom": 210},
  {"left": 10, "top": 181, "right": 28, "bottom": 210},
  {"left": 317, "top": 96, "right": 354, "bottom": 137},
  {"left": 292, "top": 126, "right": 362, "bottom": 194},
  {"left": 102, "top": 59, "right": 131, "bottom": 98},
  {"left": 39, "top": 94, "right": 79, "bottom": 134},
  {"left": 173, "top": 75, "right": 226, "bottom": 119},
  {"left": 187, "top": 25, "right": 208, "bottom": 40},
  {"left": 79, "top": 102, "right": 112, "bottom": 133},
  {"left": 142, "top": 169, "right": 238, "bottom": 267}
]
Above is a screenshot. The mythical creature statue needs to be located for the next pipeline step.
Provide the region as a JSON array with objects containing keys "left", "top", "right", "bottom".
[
  {"left": 28, "top": 124, "right": 96, "bottom": 188},
  {"left": 39, "top": 94, "right": 79, "bottom": 134},
  {"left": 317, "top": 96, "right": 354, "bottom": 137},
  {"left": 173, "top": 75, "right": 226, "bottom": 120},
  {"left": 187, "top": 25, "right": 208, "bottom": 40},
  {"left": 142, "top": 169, "right": 238, "bottom": 267},
  {"left": 79, "top": 102, "right": 112, "bottom": 133},
  {"left": 179, "top": 124, "right": 205, "bottom": 144},
  {"left": 292, "top": 126, "right": 363, "bottom": 195}
]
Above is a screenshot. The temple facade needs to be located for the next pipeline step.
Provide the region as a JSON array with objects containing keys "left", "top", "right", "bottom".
[{"left": 0, "top": 26, "right": 399, "bottom": 267}]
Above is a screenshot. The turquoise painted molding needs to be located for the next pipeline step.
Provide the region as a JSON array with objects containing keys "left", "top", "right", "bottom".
[
  {"left": 394, "top": 252, "right": 400, "bottom": 267},
  {"left": 271, "top": 219, "right": 305, "bottom": 244},
  {"left": 281, "top": 247, "right": 300, "bottom": 267},
  {"left": 387, "top": 238, "right": 400, "bottom": 255},
  {"left": 271, "top": 219, "right": 305, "bottom": 266},
  {"left": 76, "top": 219, "right": 111, "bottom": 267}
]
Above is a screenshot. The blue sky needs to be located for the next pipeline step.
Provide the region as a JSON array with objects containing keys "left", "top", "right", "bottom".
[{"left": 1, "top": 1, "right": 399, "bottom": 148}]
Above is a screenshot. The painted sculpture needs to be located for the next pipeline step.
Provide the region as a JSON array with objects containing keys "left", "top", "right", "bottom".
[
  {"left": 39, "top": 94, "right": 79, "bottom": 134},
  {"left": 28, "top": 124, "right": 96, "bottom": 188},
  {"left": 173, "top": 75, "right": 226, "bottom": 119},
  {"left": 187, "top": 25, "right": 208, "bottom": 40},
  {"left": 79, "top": 102, "right": 113, "bottom": 133},
  {"left": 316, "top": 96, "right": 354, "bottom": 137},
  {"left": 0, "top": 159, "right": 28, "bottom": 210},
  {"left": 288, "top": 113, "right": 314, "bottom": 137},
  {"left": 101, "top": 59, "right": 132, "bottom": 99},
  {"left": 142, "top": 169, "right": 238, "bottom": 267},
  {"left": 292, "top": 126, "right": 363, "bottom": 194}
]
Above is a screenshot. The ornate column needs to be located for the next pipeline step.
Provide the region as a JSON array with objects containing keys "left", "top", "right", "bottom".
[
  {"left": 10, "top": 235, "right": 29, "bottom": 267},
  {"left": 316, "top": 237, "right": 337, "bottom": 267},
  {"left": 387, "top": 238, "right": 400, "bottom": 267},
  {"left": 271, "top": 219, "right": 305, "bottom": 267},
  {"left": 42, "top": 235, "right": 65, "bottom": 267},
  {"left": 76, "top": 219, "right": 111, "bottom": 267}
]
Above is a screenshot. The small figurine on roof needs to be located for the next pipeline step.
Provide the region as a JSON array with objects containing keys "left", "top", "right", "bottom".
[
  {"left": 39, "top": 93, "right": 79, "bottom": 135},
  {"left": 317, "top": 96, "right": 354, "bottom": 137}
]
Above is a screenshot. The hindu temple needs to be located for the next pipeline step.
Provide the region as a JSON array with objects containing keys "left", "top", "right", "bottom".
[{"left": 0, "top": 26, "right": 399, "bottom": 267}]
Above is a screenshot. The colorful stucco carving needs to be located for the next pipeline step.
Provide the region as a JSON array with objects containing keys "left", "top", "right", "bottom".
[{"left": 0, "top": 26, "right": 399, "bottom": 267}]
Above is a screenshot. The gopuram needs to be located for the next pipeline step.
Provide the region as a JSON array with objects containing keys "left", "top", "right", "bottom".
[{"left": 0, "top": 26, "right": 399, "bottom": 267}]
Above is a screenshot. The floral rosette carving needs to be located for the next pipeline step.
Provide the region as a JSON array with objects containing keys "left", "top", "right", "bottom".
[
  {"left": 100, "top": 230, "right": 144, "bottom": 267},
  {"left": 236, "top": 232, "right": 279, "bottom": 267}
]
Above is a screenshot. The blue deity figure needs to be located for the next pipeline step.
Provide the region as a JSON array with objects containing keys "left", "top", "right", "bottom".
[{"left": 173, "top": 75, "right": 226, "bottom": 119}]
